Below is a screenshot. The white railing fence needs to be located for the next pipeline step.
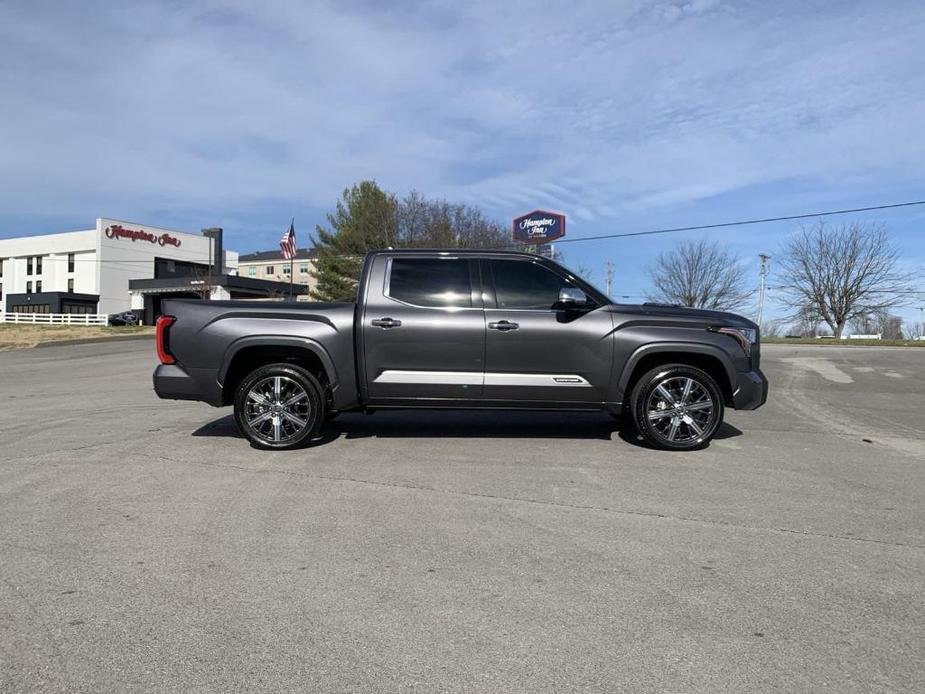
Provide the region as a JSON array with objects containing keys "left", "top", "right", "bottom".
[{"left": 0, "top": 312, "right": 109, "bottom": 326}]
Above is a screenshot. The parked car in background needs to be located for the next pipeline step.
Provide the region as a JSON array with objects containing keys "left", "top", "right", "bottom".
[
  {"left": 108, "top": 311, "right": 138, "bottom": 326},
  {"left": 152, "top": 250, "right": 768, "bottom": 451}
]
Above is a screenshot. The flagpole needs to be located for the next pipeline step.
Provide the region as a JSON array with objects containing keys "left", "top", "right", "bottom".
[{"left": 289, "top": 217, "right": 294, "bottom": 301}]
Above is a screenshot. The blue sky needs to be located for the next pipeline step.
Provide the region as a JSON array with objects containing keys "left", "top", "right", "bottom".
[{"left": 2, "top": 0, "right": 924, "bottom": 325}]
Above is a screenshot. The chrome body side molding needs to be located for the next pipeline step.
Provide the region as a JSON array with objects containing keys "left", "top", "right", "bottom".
[{"left": 373, "top": 370, "right": 591, "bottom": 387}]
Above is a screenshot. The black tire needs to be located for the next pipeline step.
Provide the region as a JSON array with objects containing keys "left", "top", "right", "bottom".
[
  {"left": 233, "top": 363, "right": 327, "bottom": 450},
  {"left": 629, "top": 364, "right": 724, "bottom": 450}
]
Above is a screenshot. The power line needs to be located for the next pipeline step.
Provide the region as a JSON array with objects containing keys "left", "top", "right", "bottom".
[
  {"left": 553, "top": 199, "right": 925, "bottom": 245},
  {"left": 4, "top": 198, "right": 923, "bottom": 267},
  {"left": 766, "top": 286, "right": 925, "bottom": 294}
]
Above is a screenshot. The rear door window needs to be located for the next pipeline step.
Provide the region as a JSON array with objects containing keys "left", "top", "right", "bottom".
[{"left": 388, "top": 258, "right": 472, "bottom": 308}]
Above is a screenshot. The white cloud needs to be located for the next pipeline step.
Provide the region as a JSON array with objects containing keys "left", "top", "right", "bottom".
[{"left": 1, "top": 0, "right": 924, "bottom": 226}]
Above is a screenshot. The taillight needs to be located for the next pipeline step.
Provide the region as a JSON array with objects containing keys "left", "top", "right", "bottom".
[{"left": 156, "top": 315, "right": 177, "bottom": 365}]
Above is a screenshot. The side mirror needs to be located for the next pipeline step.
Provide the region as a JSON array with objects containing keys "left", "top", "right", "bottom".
[{"left": 557, "top": 287, "right": 588, "bottom": 308}]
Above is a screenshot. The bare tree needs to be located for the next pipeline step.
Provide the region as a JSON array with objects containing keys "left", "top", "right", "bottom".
[
  {"left": 851, "top": 312, "right": 881, "bottom": 336},
  {"left": 395, "top": 191, "right": 510, "bottom": 249},
  {"left": 904, "top": 321, "right": 925, "bottom": 340},
  {"left": 788, "top": 305, "right": 823, "bottom": 337},
  {"left": 778, "top": 222, "right": 913, "bottom": 339},
  {"left": 851, "top": 312, "right": 904, "bottom": 338},
  {"left": 571, "top": 263, "right": 594, "bottom": 282},
  {"left": 760, "top": 318, "right": 785, "bottom": 338},
  {"left": 878, "top": 314, "right": 903, "bottom": 339},
  {"left": 646, "top": 239, "right": 750, "bottom": 311},
  {"left": 188, "top": 265, "right": 214, "bottom": 300}
]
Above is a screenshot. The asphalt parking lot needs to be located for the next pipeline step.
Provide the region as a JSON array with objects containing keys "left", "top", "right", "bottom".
[{"left": 1, "top": 341, "right": 923, "bottom": 693}]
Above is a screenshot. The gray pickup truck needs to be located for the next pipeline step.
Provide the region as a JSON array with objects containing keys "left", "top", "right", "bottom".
[{"left": 153, "top": 249, "right": 767, "bottom": 450}]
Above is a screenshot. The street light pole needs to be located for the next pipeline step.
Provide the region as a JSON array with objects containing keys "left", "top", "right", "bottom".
[{"left": 757, "top": 254, "right": 771, "bottom": 328}]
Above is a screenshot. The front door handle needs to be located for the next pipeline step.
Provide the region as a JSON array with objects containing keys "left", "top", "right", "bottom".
[
  {"left": 488, "top": 320, "right": 519, "bottom": 331},
  {"left": 371, "top": 317, "right": 402, "bottom": 328}
]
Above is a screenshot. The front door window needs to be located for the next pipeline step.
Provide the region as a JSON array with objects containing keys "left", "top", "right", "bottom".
[{"left": 488, "top": 259, "right": 580, "bottom": 310}]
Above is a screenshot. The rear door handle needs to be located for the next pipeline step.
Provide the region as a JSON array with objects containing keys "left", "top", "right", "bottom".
[
  {"left": 488, "top": 320, "right": 519, "bottom": 331},
  {"left": 371, "top": 317, "right": 402, "bottom": 328}
]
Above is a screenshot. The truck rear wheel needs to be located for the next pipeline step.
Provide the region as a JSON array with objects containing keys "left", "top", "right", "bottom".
[
  {"left": 233, "top": 363, "right": 327, "bottom": 450},
  {"left": 629, "top": 364, "right": 723, "bottom": 450}
]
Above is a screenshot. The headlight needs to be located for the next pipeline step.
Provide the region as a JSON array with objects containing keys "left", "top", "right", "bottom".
[{"left": 709, "top": 326, "right": 757, "bottom": 355}]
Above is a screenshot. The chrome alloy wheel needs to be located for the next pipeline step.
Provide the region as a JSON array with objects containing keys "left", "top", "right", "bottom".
[
  {"left": 244, "top": 375, "right": 311, "bottom": 444},
  {"left": 645, "top": 376, "right": 715, "bottom": 443}
]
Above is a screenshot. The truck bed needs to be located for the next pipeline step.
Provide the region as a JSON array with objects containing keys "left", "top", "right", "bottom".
[{"left": 157, "top": 299, "right": 358, "bottom": 408}]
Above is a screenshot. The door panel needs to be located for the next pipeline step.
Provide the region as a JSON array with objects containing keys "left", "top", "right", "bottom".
[
  {"left": 363, "top": 257, "right": 485, "bottom": 400},
  {"left": 483, "top": 259, "right": 614, "bottom": 403}
]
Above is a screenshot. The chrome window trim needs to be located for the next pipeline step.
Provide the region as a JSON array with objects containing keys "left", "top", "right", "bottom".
[{"left": 483, "top": 307, "right": 557, "bottom": 314}]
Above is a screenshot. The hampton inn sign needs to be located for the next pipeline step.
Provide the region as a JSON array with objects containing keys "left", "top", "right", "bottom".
[
  {"left": 512, "top": 210, "right": 566, "bottom": 244},
  {"left": 105, "top": 224, "right": 182, "bottom": 248}
]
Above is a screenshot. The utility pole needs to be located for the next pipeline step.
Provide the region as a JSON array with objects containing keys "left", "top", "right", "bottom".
[
  {"left": 605, "top": 261, "right": 614, "bottom": 298},
  {"left": 757, "top": 253, "right": 771, "bottom": 327}
]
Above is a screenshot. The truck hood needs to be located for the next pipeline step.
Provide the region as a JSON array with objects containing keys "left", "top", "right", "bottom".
[{"left": 607, "top": 303, "right": 758, "bottom": 330}]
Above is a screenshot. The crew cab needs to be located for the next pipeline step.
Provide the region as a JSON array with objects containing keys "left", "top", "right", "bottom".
[{"left": 153, "top": 250, "right": 767, "bottom": 450}]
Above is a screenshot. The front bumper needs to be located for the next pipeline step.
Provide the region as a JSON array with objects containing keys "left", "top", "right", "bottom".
[
  {"left": 731, "top": 368, "right": 768, "bottom": 410},
  {"left": 153, "top": 364, "right": 223, "bottom": 406}
]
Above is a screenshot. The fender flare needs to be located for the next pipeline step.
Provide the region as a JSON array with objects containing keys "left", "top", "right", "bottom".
[
  {"left": 613, "top": 341, "right": 736, "bottom": 402},
  {"left": 217, "top": 335, "right": 339, "bottom": 389}
]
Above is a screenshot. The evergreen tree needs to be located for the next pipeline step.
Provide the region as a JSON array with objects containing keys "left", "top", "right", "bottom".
[{"left": 310, "top": 181, "right": 397, "bottom": 301}]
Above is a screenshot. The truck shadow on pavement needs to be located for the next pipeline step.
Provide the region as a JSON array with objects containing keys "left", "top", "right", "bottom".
[{"left": 192, "top": 410, "right": 742, "bottom": 449}]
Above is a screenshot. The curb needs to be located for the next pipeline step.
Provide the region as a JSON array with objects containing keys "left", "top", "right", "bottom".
[{"left": 34, "top": 334, "right": 154, "bottom": 349}]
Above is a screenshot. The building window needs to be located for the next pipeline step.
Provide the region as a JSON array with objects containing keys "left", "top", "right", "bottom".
[
  {"left": 26, "top": 257, "right": 33, "bottom": 275},
  {"left": 13, "top": 304, "right": 50, "bottom": 314},
  {"left": 26, "top": 281, "right": 32, "bottom": 294},
  {"left": 68, "top": 253, "right": 75, "bottom": 273},
  {"left": 248, "top": 267, "right": 257, "bottom": 277},
  {"left": 282, "top": 266, "right": 291, "bottom": 275},
  {"left": 35, "top": 256, "right": 42, "bottom": 274},
  {"left": 0, "top": 257, "right": 4, "bottom": 277},
  {"left": 35, "top": 280, "right": 42, "bottom": 293},
  {"left": 63, "top": 303, "right": 94, "bottom": 314},
  {"left": 0, "top": 284, "right": 3, "bottom": 301},
  {"left": 68, "top": 278, "right": 74, "bottom": 292},
  {"left": 266, "top": 265, "right": 274, "bottom": 274},
  {"left": 300, "top": 264, "right": 309, "bottom": 273}
]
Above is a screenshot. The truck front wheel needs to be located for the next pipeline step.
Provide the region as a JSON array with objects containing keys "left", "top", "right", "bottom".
[
  {"left": 629, "top": 364, "right": 724, "bottom": 450},
  {"left": 233, "top": 363, "right": 327, "bottom": 450}
]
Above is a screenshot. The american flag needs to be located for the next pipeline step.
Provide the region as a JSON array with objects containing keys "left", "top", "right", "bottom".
[{"left": 279, "top": 220, "right": 296, "bottom": 260}]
